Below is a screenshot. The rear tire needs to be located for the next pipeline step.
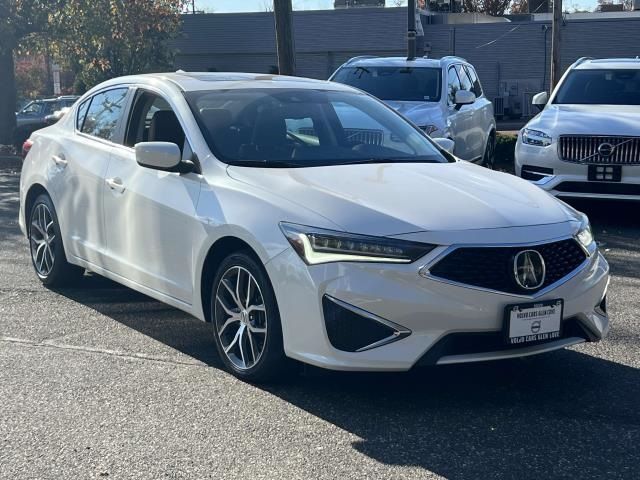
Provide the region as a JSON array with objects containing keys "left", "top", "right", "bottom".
[
  {"left": 28, "top": 193, "right": 84, "bottom": 287},
  {"left": 210, "top": 251, "right": 291, "bottom": 382}
]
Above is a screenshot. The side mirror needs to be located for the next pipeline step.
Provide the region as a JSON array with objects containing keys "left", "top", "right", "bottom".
[
  {"left": 434, "top": 137, "right": 455, "bottom": 154},
  {"left": 454, "top": 90, "right": 476, "bottom": 110},
  {"left": 532, "top": 91, "right": 549, "bottom": 111},
  {"left": 135, "top": 142, "right": 182, "bottom": 171}
]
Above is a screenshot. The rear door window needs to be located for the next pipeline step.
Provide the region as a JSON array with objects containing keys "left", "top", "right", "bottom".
[
  {"left": 455, "top": 65, "right": 474, "bottom": 94},
  {"left": 81, "top": 88, "right": 129, "bottom": 141},
  {"left": 464, "top": 66, "right": 483, "bottom": 98},
  {"left": 447, "top": 67, "right": 462, "bottom": 106}
]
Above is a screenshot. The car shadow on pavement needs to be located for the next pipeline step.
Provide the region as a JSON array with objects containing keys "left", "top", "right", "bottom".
[
  {"left": 265, "top": 352, "right": 640, "bottom": 479},
  {"left": 54, "top": 274, "right": 223, "bottom": 368},
  {"left": 53, "top": 274, "right": 640, "bottom": 478}
]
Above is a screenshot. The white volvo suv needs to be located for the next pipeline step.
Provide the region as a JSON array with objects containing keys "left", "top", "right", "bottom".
[
  {"left": 19, "top": 73, "right": 609, "bottom": 382},
  {"left": 330, "top": 56, "right": 497, "bottom": 166},
  {"left": 516, "top": 57, "right": 640, "bottom": 199}
]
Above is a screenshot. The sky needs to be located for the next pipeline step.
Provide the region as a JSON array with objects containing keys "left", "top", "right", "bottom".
[{"left": 196, "top": 0, "right": 599, "bottom": 14}]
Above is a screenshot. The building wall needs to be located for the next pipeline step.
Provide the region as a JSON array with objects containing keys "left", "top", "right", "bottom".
[{"left": 174, "top": 10, "right": 640, "bottom": 115}]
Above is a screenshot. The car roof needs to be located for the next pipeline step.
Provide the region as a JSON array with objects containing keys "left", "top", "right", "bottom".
[
  {"left": 574, "top": 58, "right": 640, "bottom": 70},
  {"left": 94, "top": 72, "right": 355, "bottom": 93},
  {"left": 337, "top": 56, "right": 467, "bottom": 69}
]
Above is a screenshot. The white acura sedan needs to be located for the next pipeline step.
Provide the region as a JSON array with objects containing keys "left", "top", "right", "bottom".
[{"left": 19, "top": 73, "right": 610, "bottom": 381}]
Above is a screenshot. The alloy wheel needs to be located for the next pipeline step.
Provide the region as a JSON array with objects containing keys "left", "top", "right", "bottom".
[
  {"left": 214, "top": 266, "right": 268, "bottom": 370},
  {"left": 29, "top": 203, "right": 56, "bottom": 277}
]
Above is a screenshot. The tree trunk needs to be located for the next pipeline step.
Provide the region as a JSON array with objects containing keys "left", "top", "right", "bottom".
[{"left": 0, "top": 49, "right": 17, "bottom": 146}]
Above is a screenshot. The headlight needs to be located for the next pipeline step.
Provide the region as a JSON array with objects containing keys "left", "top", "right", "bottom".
[
  {"left": 576, "top": 216, "right": 595, "bottom": 254},
  {"left": 280, "top": 222, "right": 436, "bottom": 265},
  {"left": 420, "top": 125, "right": 439, "bottom": 136},
  {"left": 522, "top": 128, "right": 552, "bottom": 147}
]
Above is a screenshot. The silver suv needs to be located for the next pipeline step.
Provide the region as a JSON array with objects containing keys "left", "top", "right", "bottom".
[
  {"left": 516, "top": 57, "right": 640, "bottom": 200},
  {"left": 330, "top": 56, "right": 496, "bottom": 166}
]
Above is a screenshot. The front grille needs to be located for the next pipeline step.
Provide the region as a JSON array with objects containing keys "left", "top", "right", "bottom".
[
  {"left": 556, "top": 181, "right": 640, "bottom": 196},
  {"left": 344, "top": 128, "right": 384, "bottom": 146},
  {"left": 559, "top": 135, "right": 640, "bottom": 164},
  {"left": 415, "top": 317, "right": 594, "bottom": 366},
  {"left": 297, "top": 127, "right": 383, "bottom": 146},
  {"left": 429, "top": 239, "right": 587, "bottom": 295}
]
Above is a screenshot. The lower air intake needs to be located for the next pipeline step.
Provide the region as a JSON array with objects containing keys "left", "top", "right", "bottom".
[{"left": 322, "top": 295, "right": 408, "bottom": 352}]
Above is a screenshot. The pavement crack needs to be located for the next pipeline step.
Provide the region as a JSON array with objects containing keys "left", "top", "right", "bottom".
[{"left": 0, "top": 336, "right": 208, "bottom": 369}]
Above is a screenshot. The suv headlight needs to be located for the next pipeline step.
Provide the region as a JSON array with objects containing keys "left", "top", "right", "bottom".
[
  {"left": 522, "top": 128, "right": 552, "bottom": 147},
  {"left": 280, "top": 222, "right": 436, "bottom": 265},
  {"left": 576, "top": 216, "right": 596, "bottom": 255}
]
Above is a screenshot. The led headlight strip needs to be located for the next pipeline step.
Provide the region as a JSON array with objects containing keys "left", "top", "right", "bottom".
[{"left": 280, "top": 222, "right": 437, "bottom": 265}]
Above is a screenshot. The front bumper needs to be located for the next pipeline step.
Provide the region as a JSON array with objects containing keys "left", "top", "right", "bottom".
[
  {"left": 515, "top": 139, "right": 640, "bottom": 200},
  {"left": 266, "top": 239, "right": 610, "bottom": 372}
]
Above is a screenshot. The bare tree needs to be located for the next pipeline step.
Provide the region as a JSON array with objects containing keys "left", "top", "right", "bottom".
[{"left": 262, "top": 0, "right": 274, "bottom": 12}]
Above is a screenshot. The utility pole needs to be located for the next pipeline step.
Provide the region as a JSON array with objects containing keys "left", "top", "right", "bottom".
[
  {"left": 273, "top": 0, "right": 296, "bottom": 76},
  {"left": 407, "top": 0, "right": 416, "bottom": 60},
  {"left": 550, "top": 0, "right": 562, "bottom": 90}
]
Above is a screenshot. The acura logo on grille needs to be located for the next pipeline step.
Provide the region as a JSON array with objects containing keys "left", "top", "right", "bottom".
[
  {"left": 513, "top": 250, "right": 546, "bottom": 290},
  {"left": 598, "top": 142, "right": 614, "bottom": 158}
]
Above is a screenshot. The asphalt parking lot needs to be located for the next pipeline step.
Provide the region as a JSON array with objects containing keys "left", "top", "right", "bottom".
[{"left": 1, "top": 162, "right": 639, "bottom": 480}]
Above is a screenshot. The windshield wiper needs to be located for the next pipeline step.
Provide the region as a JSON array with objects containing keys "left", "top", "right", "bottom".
[
  {"left": 333, "top": 157, "right": 442, "bottom": 166},
  {"left": 228, "top": 159, "right": 299, "bottom": 168}
]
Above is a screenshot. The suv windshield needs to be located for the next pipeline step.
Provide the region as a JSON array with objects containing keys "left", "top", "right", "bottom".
[
  {"left": 554, "top": 69, "right": 640, "bottom": 105},
  {"left": 186, "top": 88, "right": 448, "bottom": 168},
  {"left": 331, "top": 66, "right": 441, "bottom": 102}
]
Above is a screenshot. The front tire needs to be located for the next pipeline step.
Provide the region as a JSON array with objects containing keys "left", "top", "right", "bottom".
[
  {"left": 482, "top": 134, "right": 496, "bottom": 169},
  {"left": 210, "top": 251, "right": 290, "bottom": 382},
  {"left": 28, "top": 193, "right": 84, "bottom": 286}
]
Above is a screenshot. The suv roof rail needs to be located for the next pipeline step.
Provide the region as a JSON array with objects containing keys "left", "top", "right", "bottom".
[
  {"left": 344, "top": 55, "right": 378, "bottom": 66},
  {"left": 574, "top": 57, "right": 594, "bottom": 66},
  {"left": 440, "top": 55, "right": 468, "bottom": 63}
]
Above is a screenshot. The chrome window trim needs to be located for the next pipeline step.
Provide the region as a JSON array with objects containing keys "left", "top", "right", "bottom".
[
  {"left": 323, "top": 295, "right": 411, "bottom": 352},
  {"left": 418, "top": 234, "right": 593, "bottom": 299}
]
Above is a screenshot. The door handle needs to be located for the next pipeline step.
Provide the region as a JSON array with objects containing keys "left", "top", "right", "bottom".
[
  {"left": 105, "top": 177, "right": 126, "bottom": 193},
  {"left": 52, "top": 154, "right": 67, "bottom": 167}
]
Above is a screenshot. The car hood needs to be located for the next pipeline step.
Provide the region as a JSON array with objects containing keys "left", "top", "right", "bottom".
[
  {"left": 227, "top": 161, "right": 575, "bottom": 236},
  {"left": 383, "top": 100, "right": 443, "bottom": 127},
  {"left": 529, "top": 104, "right": 640, "bottom": 136}
]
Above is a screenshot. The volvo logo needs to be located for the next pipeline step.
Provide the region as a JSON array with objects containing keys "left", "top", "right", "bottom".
[
  {"left": 513, "top": 250, "right": 546, "bottom": 290},
  {"left": 597, "top": 142, "right": 614, "bottom": 158}
]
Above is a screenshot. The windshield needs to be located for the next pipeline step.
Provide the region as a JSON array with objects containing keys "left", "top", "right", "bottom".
[
  {"left": 331, "top": 66, "right": 441, "bottom": 102},
  {"left": 554, "top": 69, "right": 640, "bottom": 105},
  {"left": 186, "top": 88, "right": 449, "bottom": 168}
]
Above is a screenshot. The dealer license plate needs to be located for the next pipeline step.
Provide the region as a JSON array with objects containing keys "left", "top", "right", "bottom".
[{"left": 504, "top": 299, "right": 563, "bottom": 345}]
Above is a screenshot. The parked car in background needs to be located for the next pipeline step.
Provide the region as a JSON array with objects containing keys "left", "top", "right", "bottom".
[
  {"left": 14, "top": 96, "right": 79, "bottom": 147},
  {"left": 330, "top": 56, "right": 497, "bottom": 166},
  {"left": 19, "top": 72, "right": 608, "bottom": 382},
  {"left": 516, "top": 57, "right": 640, "bottom": 200},
  {"left": 44, "top": 107, "right": 71, "bottom": 126}
]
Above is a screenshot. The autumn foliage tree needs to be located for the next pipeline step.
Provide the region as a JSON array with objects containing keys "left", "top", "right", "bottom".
[
  {"left": 55, "top": 0, "right": 184, "bottom": 91},
  {"left": 0, "top": 0, "right": 183, "bottom": 146},
  {"left": 0, "top": 1, "right": 65, "bottom": 145}
]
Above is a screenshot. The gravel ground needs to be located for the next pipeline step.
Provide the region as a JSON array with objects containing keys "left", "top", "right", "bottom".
[{"left": 1, "top": 164, "right": 639, "bottom": 480}]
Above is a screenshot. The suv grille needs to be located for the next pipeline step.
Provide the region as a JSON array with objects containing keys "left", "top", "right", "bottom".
[
  {"left": 559, "top": 135, "right": 640, "bottom": 164},
  {"left": 429, "top": 239, "right": 587, "bottom": 295}
]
